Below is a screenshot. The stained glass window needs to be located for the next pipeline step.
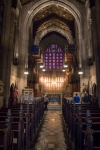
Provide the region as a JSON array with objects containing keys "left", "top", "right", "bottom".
[{"left": 45, "top": 44, "right": 63, "bottom": 70}]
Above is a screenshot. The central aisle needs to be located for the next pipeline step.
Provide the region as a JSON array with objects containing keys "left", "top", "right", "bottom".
[
  {"left": 47, "top": 102, "right": 62, "bottom": 110},
  {"left": 32, "top": 110, "right": 71, "bottom": 150}
]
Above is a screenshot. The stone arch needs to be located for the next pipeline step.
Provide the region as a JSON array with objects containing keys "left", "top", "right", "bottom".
[
  {"left": 19, "top": 0, "right": 83, "bottom": 90},
  {"left": 34, "top": 25, "right": 74, "bottom": 45},
  {"left": 22, "top": 0, "right": 83, "bottom": 65},
  {"left": 87, "top": 7, "right": 93, "bottom": 58}
]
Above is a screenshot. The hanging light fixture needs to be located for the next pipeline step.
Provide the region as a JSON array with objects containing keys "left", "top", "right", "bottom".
[
  {"left": 24, "top": 63, "right": 29, "bottom": 74},
  {"left": 78, "top": 68, "right": 83, "bottom": 75}
]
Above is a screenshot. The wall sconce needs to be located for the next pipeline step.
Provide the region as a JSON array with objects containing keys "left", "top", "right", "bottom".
[
  {"left": 13, "top": 52, "right": 19, "bottom": 66},
  {"left": 62, "top": 69, "right": 66, "bottom": 72},
  {"left": 78, "top": 68, "right": 83, "bottom": 75},
  {"left": 24, "top": 63, "right": 29, "bottom": 74},
  {"left": 40, "top": 65, "right": 43, "bottom": 68},
  {"left": 64, "top": 64, "right": 68, "bottom": 68},
  {"left": 42, "top": 68, "right": 46, "bottom": 71},
  {"left": 64, "top": 62, "right": 68, "bottom": 68}
]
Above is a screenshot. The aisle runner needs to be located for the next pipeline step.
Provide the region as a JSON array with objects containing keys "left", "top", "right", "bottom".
[{"left": 34, "top": 111, "right": 67, "bottom": 150}]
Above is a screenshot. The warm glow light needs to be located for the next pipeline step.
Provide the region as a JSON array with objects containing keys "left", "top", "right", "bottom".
[
  {"left": 40, "top": 65, "right": 43, "bottom": 68},
  {"left": 53, "top": 82, "right": 56, "bottom": 85},
  {"left": 62, "top": 69, "right": 65, "bottom": 72},
  {"left": 42, "top": 69, "right": 46, "bottom": 71},
  {"left": 78, "top": 71, "right": 83, "bottom": 75},
  {"left": 64, "top": 64, "right": 68, "bottom": 68},
  {"left": 24, "top": 63, "right": 28, "bottom": 75},
  {"left": 24, "top": 71, "right": 29, "bottom": 75},
  {"left": 66, "top": 73, "right": 69, "bottom": 75},
  {"left": 51, "top": 118, "right": 56, "bottom": 122}
]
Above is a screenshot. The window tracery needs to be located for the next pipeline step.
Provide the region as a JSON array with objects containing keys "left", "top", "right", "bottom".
[{"left": 45, "top": 44, "right": 63, "bottom": 70}]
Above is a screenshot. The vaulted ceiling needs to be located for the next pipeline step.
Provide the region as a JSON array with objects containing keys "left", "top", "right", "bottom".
[
  {"left": 36, "top": 18, "right": 71, "bottom": 34},
  {"left": 32, "top": 4, "right": 75, "bottom": 39},
  {"left": 20, "top": 0, "right": 87, "bottom": 40}
]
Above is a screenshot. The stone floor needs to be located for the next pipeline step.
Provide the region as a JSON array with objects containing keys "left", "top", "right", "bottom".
[
  {"left": 47, "top": 102, "right": 62, "bottom": 110},
  {"left": 30, "top": 109, "right": 72, "bottom": 150}
]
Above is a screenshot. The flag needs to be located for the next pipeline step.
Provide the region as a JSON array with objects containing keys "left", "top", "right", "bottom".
[
  {"left": 68, "top": 44, "right": 75, "bottom": 54},
  {"left": 66, "top": 44, "right": 75, "bottom": 62},
  {"left": 14, "top": 82, "right": 18, "bottom": 103},
  {"left": 35, "top": 59, "right": 42, "bottom": 63},
  {"left": 35, "top": 53, "right": 43, "bottom": 63},
  {"left": 35, "top": 54, "right": 43, "bottom": 63},
  {"left": 31, "top": 45, "right": 39, "bottom": 55}
]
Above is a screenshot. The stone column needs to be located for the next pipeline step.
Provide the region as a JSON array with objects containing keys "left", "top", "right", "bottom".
[
  {"left": 18, "top": 33, "right": 28, "bottom": 96},
  {"left": 90, "top": 1, "right": 100, "bottom": 105},
  {"left": 1, "top": 0, "right": 17, "bottom": 105},
  {"left": 88, "top": 18, "right": 93, "bottom": 58}
]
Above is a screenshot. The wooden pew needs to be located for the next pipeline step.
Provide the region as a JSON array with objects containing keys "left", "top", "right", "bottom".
[
  {"left": 0, "top": 109, "right": 13, "bottom": 150},
  {"left": 69, "top": 104, "right": 100, "bottom": 138},
  {"left": 0, "top": 98, "right": 44, "bottom": 150},
  {"left": 70, "top": 104, "right": 100, "bottom": 140},
  {"left": 0, "top": 104, "right": 30, "bottom": 149},
  {"left": 63, "top": 99, "right": 96, "bottom": 132},
  {"left": 62, "top": 100, "right": 100, "bottom": 150},
  {"left": 84, "top": 111, "right": 100, "bottom": 150},
  {"left": 76, "top": 109, "right": 100, "bottom": 150}
]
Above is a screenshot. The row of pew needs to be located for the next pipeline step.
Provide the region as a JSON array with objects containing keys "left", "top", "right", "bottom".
[
  {"left": 62, "top": 98, "right": 100, "bottom": 150},
  {"left": 0, "top": 98, "right": 44, "bottom": 150}
]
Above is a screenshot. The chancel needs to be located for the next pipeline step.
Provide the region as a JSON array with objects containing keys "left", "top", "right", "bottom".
[{"left": 0, "top": 0, "right": 100, "bottom": 149}]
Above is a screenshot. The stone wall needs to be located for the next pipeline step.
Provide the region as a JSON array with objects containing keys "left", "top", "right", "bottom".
[
  {"left": 40, "top": 33, "right": 68, "bottom": 53},
  {"left": 90, "top": 0, "right": 100, "bottom": 105},
  {"left": 1, "top": 0, "right": 99, "bottom": 103}
]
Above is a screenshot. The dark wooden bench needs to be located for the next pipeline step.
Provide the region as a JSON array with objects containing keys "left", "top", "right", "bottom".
[
  {"left": 0, "top": 106, "right": 31, "bottom": 150},
  {"left": 0, "top": 99, "right": 44, "bottom": 149},
  {"left": 76, "top": 109, "right": 100, "bottom": 150},
  {"left": 84, "top": 111, "right": 100, "bottom": 150},
  {"left": 62, "top": 100, "right": 100, "bottom": 150},
  {"left": 0, "top": 109, "right": 13, "bottom": 150},
  {"left": 69, "top": 104, "right": 100, "bottom": 136}
]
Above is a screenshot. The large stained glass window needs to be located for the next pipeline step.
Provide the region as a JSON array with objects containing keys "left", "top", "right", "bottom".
[{"left": 45, "top": 44, "right": 63, "bottom": 70}]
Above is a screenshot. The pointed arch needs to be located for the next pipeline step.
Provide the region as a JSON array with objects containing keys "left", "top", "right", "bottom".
[
  {"left": 21, "top": 0, "right": 83, "bottom": 67},
  {"left": 34, "top": 25, "right": 74, "bottom": 44}
]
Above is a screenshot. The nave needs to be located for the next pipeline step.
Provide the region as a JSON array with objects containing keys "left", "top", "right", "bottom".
[
  {"left": 0, "top": 100, "right": 72, "bottom": 150},
  {"left": 1, "top": 97, "right": 100, "bottom": 150},
  {"left": 29, "top": 110, "right": 71, "bottom": 150}
]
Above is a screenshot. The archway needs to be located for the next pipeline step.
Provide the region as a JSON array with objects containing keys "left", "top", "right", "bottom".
[
  {"left": 34, "top": 25, "right": 73, "bottom": 45},
  {"left": 18, "top": 0, "right": 83, "bottom": 94}
]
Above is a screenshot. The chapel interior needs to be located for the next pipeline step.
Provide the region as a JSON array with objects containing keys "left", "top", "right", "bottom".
[{"left": 0, "top": 0, "right": 100, "bottom": 150}]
